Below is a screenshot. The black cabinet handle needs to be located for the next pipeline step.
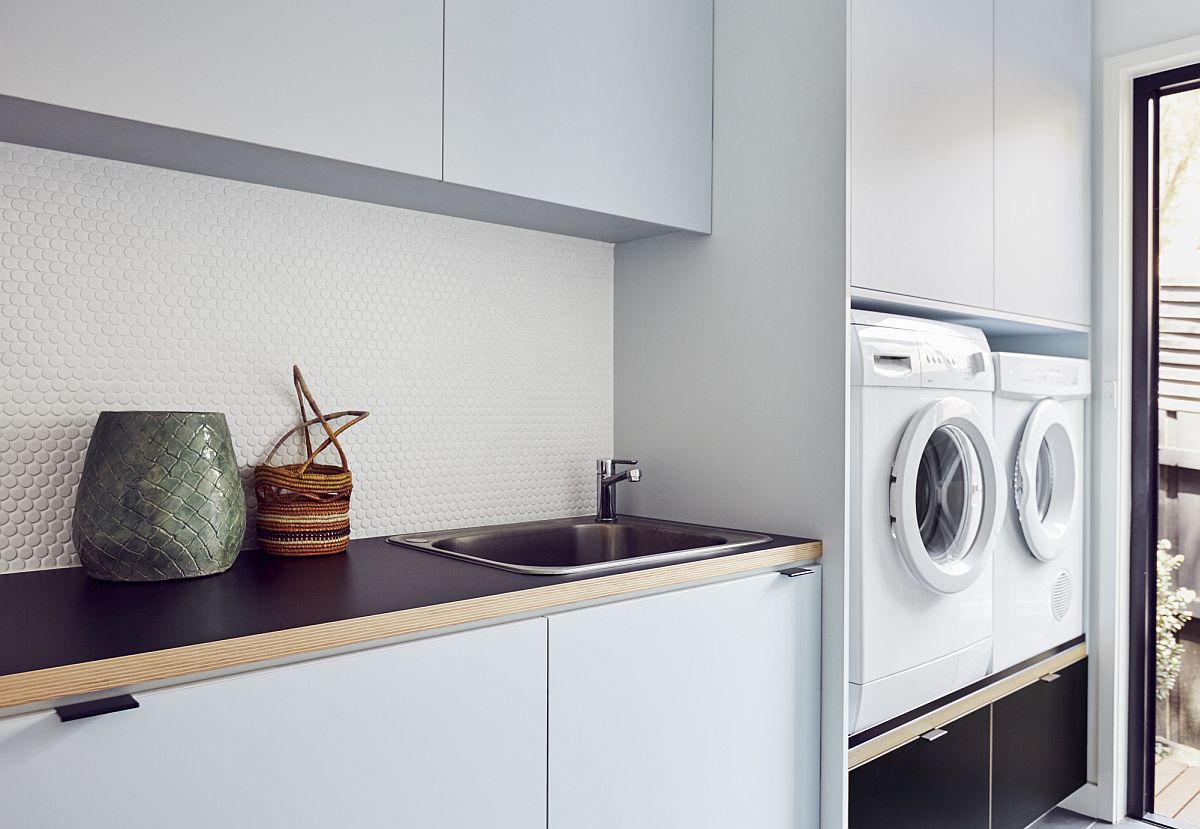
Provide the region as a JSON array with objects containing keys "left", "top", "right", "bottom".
[
  {"left": 780, "top": 567, "right": 815, "bottom": 577},
  {"left": 56, "top": 694, "right": 139, "bottom": 722}
]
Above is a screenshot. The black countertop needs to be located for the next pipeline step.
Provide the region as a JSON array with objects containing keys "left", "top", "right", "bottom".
[{"left": 0, "top": 521, "right": 815, "bottom": 680}]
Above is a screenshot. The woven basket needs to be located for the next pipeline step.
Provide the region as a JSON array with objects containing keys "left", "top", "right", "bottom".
[{"left": 254, "top": 366, "right": 368, "bottom": 557}]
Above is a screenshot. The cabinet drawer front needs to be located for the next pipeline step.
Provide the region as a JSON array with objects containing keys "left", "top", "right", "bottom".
[
  {"left": 0, "top": 1, "right": 444, "bottom": 179},
  {"left": 849, "top": 706, "right": 991, "bottom": 829},
  {"left": 444, "top": 0, "right": 713, "bottom": 231},
  {"left": 0, "top": 619, "right": 547, "bottom": 829},
  {"left": 993, "top": 0, "right": 1091, "bottom": 325},
  {"left": 548, "top": 571, "right": 821, "bottom": 829},
  {"left": 849, "top": 0, "right": 994, "bottom": 309}
]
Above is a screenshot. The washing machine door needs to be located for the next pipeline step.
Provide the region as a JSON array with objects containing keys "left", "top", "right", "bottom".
[
  {"left": 890, "top": 397, "right": 1005, "bottom": 594},
  {"left": 1014, "top": 399, "right": 1080, "bottom": 562}
]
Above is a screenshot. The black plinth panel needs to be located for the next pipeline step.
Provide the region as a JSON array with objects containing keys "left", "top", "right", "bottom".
[
  {"left": 849, "top": 658, "right": 1089, "bottom": 829},
  {"left": 849, "top": 706, "right": 991, "bottom": 829},
  {"left": 992, "top": 659, "right": 1089, "bottom": 829}
]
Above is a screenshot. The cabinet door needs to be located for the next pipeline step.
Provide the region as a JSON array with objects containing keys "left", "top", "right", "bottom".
[
  {"left": 993, "top": 0, "right": 1091, "bottom": 325},
  {"left": 849, "top": 0, "right": 994, "bottom": 308},
  {"left": 992, "top": 659, "right": 1088, "bottom": 829},
  {"left": 548, "top": 570, "right": 820, "bottom": 829},
  {"left": 849, "top": 706, "right": 991, "bottom": 829},
  {"left": 444, "top": 0, "right": 713, "bottom": 232},
  {"left": 0, "top": 619, "right": 547, "bottom": 828},
  {"left": 0, "top": 1, "right": 443, "bottom": 179}
]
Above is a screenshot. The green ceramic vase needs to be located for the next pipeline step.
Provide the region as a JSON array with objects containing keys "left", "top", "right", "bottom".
[{"left": 72, "top": 411, "right": 247, "bottom": 582}]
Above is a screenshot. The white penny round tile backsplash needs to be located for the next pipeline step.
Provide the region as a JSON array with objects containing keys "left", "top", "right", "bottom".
[{"left": 0, "top": 141, "right": 614, "bottom": 573}]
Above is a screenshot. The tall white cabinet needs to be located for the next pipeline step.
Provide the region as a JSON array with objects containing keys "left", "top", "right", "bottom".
[
  {"left": 849, "top": 0, "right": 1092, "bottom": 326},
  {"left": 547, "top": 571, "right": 822, "bottom": 829},
  {"left": 993, "top": 0, "right": 1092, "bottom": 325},
  {"left": 0, "top": 620, "right": 548, "bottom": 829},
  {"left": 849, "top": 0, "right": 994, "bottom": 309}
]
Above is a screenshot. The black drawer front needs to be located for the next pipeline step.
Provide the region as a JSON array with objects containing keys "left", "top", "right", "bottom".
[
  {"left": 849, "top": 706, "right": 991, "bottom": 829},
  {"left": 991, "top": 659, "right": 1089, "bottom": 829}
]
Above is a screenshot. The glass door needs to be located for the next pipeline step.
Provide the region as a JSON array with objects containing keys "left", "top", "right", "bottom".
[{"left": 1130, "top": 61, "right": 1200, "bottom": 827}]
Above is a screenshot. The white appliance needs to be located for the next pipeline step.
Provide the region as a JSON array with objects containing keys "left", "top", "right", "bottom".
[
  {"left": 991, "top": 352, "right": 1089, "bottom": 672},
  {"left": 849, "top": 311, "right": 1005, "bottom": 733}
]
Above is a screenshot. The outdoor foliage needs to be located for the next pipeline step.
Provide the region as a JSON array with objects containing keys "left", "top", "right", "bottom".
[
  {"left": 1158, "top": 539, "right": 1196, "bottom": 701},
  {"left": 1157, "top": 540, "right": 1195, "bottom": 758}
]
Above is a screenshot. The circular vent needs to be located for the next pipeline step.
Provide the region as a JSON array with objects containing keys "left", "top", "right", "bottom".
[{"left": 1051, "top": 570, "right": 1073, "bottom": 621}]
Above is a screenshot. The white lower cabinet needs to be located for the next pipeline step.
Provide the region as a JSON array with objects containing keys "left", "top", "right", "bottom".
[
  {"left": 0, "top": 572, "right": 821, "bottom": 828},
  {"left": 547, "top": 570, "right": 822, "bottom": 829},
  {"left": 0, "top": 619, "right": 548, "bottom": 829}
]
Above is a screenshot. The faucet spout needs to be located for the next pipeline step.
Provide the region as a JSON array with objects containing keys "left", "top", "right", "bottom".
[{"left": 595, "top": 459, "right": 641, "bottom": 522}]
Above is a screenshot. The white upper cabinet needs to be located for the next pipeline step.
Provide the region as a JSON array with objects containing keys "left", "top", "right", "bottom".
[
  {"left": 0, "top": 0, "right": 444, "bottom": 179},
  {"left": 547, "top": 570, "right": 821, "bottom": 829},
  {"left": 443, "top": 0, "right": 713, "bottom": 232},
  {"left": 993, "top": 0, "right": 1092, "bottom": 325},
  {"left": 850, "top": 0, "right": 995, "bottom": 309},
  {"left": 0, "top": 620, "right": 548, "bottom": 828}
]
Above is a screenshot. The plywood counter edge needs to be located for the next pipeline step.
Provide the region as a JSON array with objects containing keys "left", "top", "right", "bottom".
[
  {"left": 846, "top": 642, "right": 1088, "bottom": 771},
  {"left": 0, "top": 540, "right": 820, "bottom": 710}
]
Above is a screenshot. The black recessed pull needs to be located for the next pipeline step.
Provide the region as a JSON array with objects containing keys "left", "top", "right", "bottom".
[
  {"left": 780, "top": 567, "right": 815, "bottom": 578},
  {"left": 55, "top": 694, "right": 139, "bottom": 722}
]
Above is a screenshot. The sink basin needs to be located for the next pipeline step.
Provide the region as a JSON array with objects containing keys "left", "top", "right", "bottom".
[{"left": 388, "top": 516, "right": 772, "bottom": 576}]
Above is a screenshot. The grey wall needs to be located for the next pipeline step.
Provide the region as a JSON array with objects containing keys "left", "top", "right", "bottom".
[
  {"left": 614, "top": 0, "right": 847, "bottom": 541},
  {"left": 612, "top": 1, "right": 847, "bottom": 826}
]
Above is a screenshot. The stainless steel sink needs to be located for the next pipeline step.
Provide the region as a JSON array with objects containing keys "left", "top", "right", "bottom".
[{"left": 387, "top": 516, "right": 772, "bottom": 576}]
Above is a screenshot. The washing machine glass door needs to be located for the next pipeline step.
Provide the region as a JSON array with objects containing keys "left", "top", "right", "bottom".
[
  {"left": 1015, "top": 399, "right": 1079, "bottom": 562},
  {"left": 890, "top": 397, "right": 1005, "bottom": 594}
]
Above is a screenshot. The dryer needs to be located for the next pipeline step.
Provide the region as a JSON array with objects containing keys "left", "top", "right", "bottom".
[
  {"left": 991, "top": 352, "right": 1089, "bottom": 672},
  {"left": 849, "top": 311, "right": 1005, "bottom": 733}
]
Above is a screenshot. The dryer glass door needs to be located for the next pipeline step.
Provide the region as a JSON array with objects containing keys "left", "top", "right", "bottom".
[
  {"left": 891, "top": 397, "right": 1005, "bottom": 594},
  {"left": 1015, "top": 399, "right": 1079, "bottom": 562}
]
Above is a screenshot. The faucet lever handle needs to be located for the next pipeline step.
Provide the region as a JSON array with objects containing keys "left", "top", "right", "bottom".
[{"left": 597, "top": 458, "right": 639, "bottom": 473}]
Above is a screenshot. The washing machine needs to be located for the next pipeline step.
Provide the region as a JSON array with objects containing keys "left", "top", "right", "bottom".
[
  {"left": 849, "top": 311, "right": 1006, "bottom": 733},
  {"left": 991, "top": 352, "right": 1089, "bottom": 673}
]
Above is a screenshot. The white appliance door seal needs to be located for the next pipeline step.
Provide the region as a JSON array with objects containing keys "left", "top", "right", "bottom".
[
  {"left": 890, "top": 397, "right": 1005, "bottom": 594},
  {"left": 1014, "top": 399, "right": 1079, "bottom": 562}
]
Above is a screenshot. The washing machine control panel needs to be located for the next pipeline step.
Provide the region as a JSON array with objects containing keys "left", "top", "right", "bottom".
[
  {"left": 853, "top": 323, "right": 995, "bottom": 390},
  {"left": 919, "top": 340, "right": 994, "bottom": 390}
]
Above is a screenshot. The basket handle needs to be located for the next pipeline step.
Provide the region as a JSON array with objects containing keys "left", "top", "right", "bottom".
[
  {"left": 263, "top": 366, "right": 369, "bottom": 474},
  {"left": 261, "top": 409, "right": 370, "bottom": 471}
]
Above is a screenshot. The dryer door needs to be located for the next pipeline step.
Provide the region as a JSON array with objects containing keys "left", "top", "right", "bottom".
[
  {"left": 890, "top": 397, "right": 1005, "bottom": 594},
  {"left": 1014, "top": 399, "right": 1080, "bottom": 562}
]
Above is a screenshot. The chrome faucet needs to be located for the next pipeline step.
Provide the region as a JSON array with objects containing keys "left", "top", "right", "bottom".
[{"left": 596, "top": 458, "right": 640, "bottom": 523}]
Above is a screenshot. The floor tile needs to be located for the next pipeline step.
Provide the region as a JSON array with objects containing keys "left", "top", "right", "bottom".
[{"left": 1031, "top": 807, "right": 1095, "bottom": 827}]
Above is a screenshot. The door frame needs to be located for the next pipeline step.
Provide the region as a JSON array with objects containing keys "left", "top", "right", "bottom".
[
  {"left": 1096, "top": 35, "right": 1200, "bottom": 823},
  {"left": 1129, "top": 59, "right": 1200, "bottom": 824}
]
